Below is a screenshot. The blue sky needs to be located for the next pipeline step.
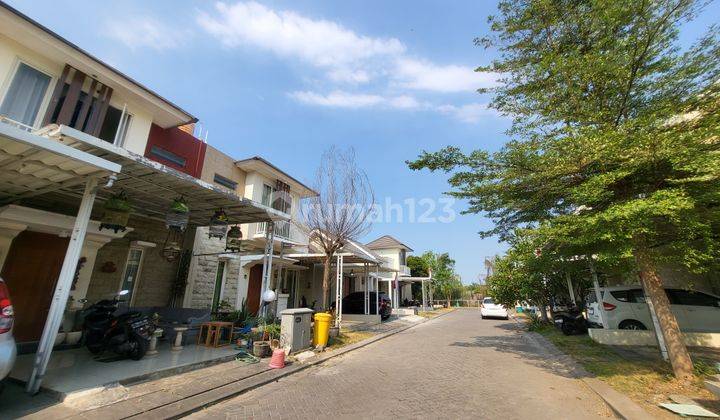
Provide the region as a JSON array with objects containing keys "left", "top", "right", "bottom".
[{"left": 8, "top": 0, "right": 719, "bottom": 284}]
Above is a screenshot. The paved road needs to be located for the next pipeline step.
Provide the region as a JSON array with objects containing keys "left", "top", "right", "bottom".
[{"left": 188, "top": 310, "right": 612, "bottom": 419}]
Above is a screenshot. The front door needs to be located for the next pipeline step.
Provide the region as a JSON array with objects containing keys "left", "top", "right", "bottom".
[
  {"left": 1, "top": 231, "right": 69, "bottom": 342},
  {"left": 247, "top": 264, "right": 263, "bottom": 315}
]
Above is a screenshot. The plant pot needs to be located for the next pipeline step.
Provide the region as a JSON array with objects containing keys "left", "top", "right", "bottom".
[
  {"left": 253, "top": 341, "right": 271, "bottom": 358},
  {"left": 65, "top": 331, "right": 82, "bottom": 346},
  {"left": 328, "top": 326, "right": 339, "bottom": 338},
  {"left": 54, "top": 332, "right": 66, "bottom": 347}
]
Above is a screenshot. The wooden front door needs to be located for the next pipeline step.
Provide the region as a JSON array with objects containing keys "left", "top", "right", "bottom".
[
  {"left": 247, "top": 264, "right": 263, "bottom": 315},
  {"left": 1, "top": 231, "right": 69, "bottom": 342}
]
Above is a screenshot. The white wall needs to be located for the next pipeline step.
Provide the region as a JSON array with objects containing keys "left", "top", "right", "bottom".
[{"left": 0, "top": 34, "right": 153, "bottom": 154}]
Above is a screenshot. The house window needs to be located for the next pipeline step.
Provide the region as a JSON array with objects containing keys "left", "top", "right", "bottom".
[
  {"left": 98, "top": 106, "right": 132, "bottom": 145},
  {"left": 273, "top": 180, "right": 291, "bottom": 214},
  {"left": 0, "top": 62, "right": 51, "bottom": 129},
  {"left": 213, "top": 174, "right": 238, "bottom": 190},
  {"left": 211, "top": 260, "right": 227, "bottom": 312},
  {"left": 149, "top": 145, "right": 186, "bottom": 167},
  {"left": 399, "top": 249, "right": 407, "bottom": 266},
  {"left": 119, "top": 248, "right": 145, "bottom": 305},
  {"left": 261, "top": 184, "right": 273, "bottom": 206}
]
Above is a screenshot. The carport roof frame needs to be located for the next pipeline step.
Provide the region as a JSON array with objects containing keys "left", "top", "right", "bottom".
[
  {"left": 0, "top": 122, "right": 120, "bottom": 203},
  {"left": 42, "top": 125, "right": 289, "bottom": 226}
]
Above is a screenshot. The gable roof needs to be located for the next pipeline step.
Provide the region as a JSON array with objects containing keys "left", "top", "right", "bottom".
[
  {"left": 366, "top": 235, "right": 414, "bottom": 252},
  {"left": 0, "top": 2, "right": 196, "bottom": 127},
  {"left": 235, "top": 156, "right": 318, "bottom": 198}
]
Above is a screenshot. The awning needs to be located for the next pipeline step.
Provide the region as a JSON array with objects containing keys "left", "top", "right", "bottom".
[
  {"left": 0, "top": 123, "right": 120, "bottom": 202},
  {"left": 35, "top": 125, "right": 288, "bottom": 225}
]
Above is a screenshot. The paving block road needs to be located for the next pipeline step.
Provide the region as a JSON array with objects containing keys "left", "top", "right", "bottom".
[{"left": 188, "top": 309, "right": 613, "bottom": 419}]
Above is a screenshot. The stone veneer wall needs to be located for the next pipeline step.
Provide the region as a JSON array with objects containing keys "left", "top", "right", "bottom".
[
  {"left": 185, "top": 226, "right": 247, "bottom": 309},
  {"left": 85, "top": 214, "right": 181, "bottom": 307}
]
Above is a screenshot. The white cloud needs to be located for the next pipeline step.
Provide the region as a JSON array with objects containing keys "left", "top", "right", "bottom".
[
  {"left": 289, "top": 90, "right": 427, "bottom": 110},
  {"left": 437, "top": 103, "right": 497, "bottom": 123},
  {"left": 198, "top": 2, "right": 404, "bottom": 70},
  {"left": 106, "top": 16, "right": 187, "bottom": 51},
  {"left": 395, "top": 58, "right": 498, "bottom": 93},
  {"left": 289, "top": 91, "right": 384, "bottom": 108},
  {"left": 196, "top": 2, "right": 501, "bottom": 123}
]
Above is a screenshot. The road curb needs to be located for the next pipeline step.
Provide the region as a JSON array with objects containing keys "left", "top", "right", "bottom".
[
  {"left": 129, "top": 309, "right": 456, "bottom": 419},
  {"left": 519, "top": 322, "right": 653, "bottom": 420}
]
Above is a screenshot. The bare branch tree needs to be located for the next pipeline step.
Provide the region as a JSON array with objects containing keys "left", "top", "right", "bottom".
[{"left": 300, "top": 146, "right": 375, "bottom": 310}]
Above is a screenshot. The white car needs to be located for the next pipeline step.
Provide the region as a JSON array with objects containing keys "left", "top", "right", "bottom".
[
  {"left": 586, "top": 286, "right": 720, "bottom": 332},
  {"left": 0, "top": 278, "right": 16, "bottom": 394},
  {"left": 481, "top": 297, "right": 509, "bottom": 320}
]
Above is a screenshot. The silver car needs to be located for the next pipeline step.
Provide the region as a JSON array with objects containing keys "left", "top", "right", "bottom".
[{"left": 0, "top": 277, "right": 16, "bottom": 394}]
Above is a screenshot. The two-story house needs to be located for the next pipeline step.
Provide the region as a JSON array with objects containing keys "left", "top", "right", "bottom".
[
  {"left": 183, "top": 148, "right": 317, "bottom": 316},
  {"left": 0, "top": 2, "right": 284, "bottom": 393},
  {"left": 366, "top": 235, "right": 414, "bottom": 309}
]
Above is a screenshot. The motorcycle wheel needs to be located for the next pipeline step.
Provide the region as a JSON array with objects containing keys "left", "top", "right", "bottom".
[{"left": 127, "top": 333, "right": 148, "bottom": 360}]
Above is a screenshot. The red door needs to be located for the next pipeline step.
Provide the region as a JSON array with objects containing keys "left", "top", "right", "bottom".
[
  {"left": 247, "top": 265, "right": 263, "bottom": 315},
  {"left": 1, "top": 231, "right": 69, "bottom": 342}
]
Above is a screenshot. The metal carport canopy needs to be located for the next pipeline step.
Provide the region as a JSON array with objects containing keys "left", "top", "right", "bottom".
[
  {"left": 40, "top": 124, "right": 289, "bottom": 225},
  {"left": 0, "top": 123, "right": 120, "bottom": 200}
]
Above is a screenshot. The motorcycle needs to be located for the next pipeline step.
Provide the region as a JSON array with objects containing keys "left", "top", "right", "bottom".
[
  {"left": 553, "top": 305, "right": 588, "bottom": 336},
  {"left": 81, "top": 290, "right": 153, "bottom": 360}
]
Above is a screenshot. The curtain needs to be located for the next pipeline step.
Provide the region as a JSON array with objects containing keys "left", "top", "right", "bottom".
[{"left": 0, "top": 63, "right": 51, "bottom": 127}]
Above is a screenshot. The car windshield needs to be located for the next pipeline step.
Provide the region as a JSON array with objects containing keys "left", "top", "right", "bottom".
[{"left": 483, "top": 298, "right": 495, "bottom": 304}]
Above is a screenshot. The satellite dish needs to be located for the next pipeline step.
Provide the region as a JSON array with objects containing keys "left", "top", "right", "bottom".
[{"left": 262, "top": 290, "right": 277, "bottom": 302}]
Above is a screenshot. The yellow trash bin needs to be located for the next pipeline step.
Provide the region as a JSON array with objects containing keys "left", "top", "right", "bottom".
[{"left": 313, "top": 312, "right": 333, "bottom": 347}]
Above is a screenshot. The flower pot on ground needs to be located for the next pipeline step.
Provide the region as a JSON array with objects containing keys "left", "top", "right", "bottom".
[
  {"left": 253, "top": 341, "right": 271, "bottom": 357},
  {"left": 54, "top": 332, "right": 66, "bottom": 347},
  {"left": 329, "top": 326, "right": 340, "bottom": 338},
  {"left": 64, "top": 331, "right": 82, "bottom": 346}
]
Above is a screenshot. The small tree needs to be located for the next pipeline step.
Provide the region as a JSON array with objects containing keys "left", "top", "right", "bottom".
[{"left": 302, "top": 146, "right": 374, "bottom": 310}]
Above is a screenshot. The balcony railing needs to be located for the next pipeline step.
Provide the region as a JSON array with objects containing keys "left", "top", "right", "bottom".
[
  {"left": 399, "top": 264, "right": 411, "bottom": 276},
  {"left": 0, "top": 115, "right": 34, "bottom": 132},
  {"left": 257, "top": 220, "right": 291, "bottom": 240}
]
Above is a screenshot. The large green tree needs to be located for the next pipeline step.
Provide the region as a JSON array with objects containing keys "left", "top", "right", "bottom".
[{"left": 408, "top": 0, "right": 720, "bottom": 379}]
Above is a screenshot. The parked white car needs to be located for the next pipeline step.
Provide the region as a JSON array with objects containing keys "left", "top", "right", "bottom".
[
  {"left": 481, "top": 297, "right": 509, "bottom": 320},
  {"left": 0, "top": 277, "right": 16, "bottom": 394},
  {"left": 586, "top": 286, "right": 720, "bottom": 332}
]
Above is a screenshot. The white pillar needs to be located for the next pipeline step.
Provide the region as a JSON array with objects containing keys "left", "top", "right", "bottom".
[
  {"left": 27, "top": 178, "right": 98, "bottom": 394},
  {"left": 335, "top": 254, "right": 344, "bottom": 325},
  {"left": 364, "top": 263, "right": 369, "bottom": 315},
  {"left": 421, "top": 279, "right": 427, "bottom": 311},
  {"left": 375, "top": 265, "right": 379, "bottom": 316},
  {"left": 260, "top": 222, "right": 274, "bottom": 316}
]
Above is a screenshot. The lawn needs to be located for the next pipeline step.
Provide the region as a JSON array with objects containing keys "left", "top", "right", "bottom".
[
  {"left": 534, "top": 324, "right": 720, "bottom": 416},
  {"left": 326, "top": 329, "right": 375, "bottom": 350}
]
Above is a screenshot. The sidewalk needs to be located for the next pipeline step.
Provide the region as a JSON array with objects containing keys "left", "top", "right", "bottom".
[{"left": 12, "top": 311, "right": 451, "bottom": 419}]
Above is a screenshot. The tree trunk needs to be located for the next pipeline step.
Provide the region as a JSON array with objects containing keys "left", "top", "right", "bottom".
[
  {"left": 539, "top": 302, "right": 549, "bottom": 323},
  {"left": 635, "top": 247, "right": 694, "bottom": 380},
  {"left": 322, "top": 255, "right": 332, "bottom": 311}
]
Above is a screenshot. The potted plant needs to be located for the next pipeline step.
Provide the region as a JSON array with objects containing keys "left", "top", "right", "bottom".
[{"left": 100, "top": 191, "right": 131, "bottom": 233}]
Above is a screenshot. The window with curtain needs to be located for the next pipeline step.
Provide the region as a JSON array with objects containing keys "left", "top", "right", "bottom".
[{"left": 0, "top": 62, "right": 51, "bottom": 128}]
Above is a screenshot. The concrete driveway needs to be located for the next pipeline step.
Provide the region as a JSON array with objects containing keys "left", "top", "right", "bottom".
[{"left": 188, "top": 309, "right": 613, "bottom": 419}]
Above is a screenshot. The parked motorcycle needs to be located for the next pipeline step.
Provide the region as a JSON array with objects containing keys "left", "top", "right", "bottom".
[
  {"left": 81, "top": 290, "right": 153, "bottom": 360},
  {"left": 553, "top": 305, "right": 588, "bottom": 336}
]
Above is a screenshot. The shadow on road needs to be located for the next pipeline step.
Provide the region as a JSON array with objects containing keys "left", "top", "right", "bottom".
[{"left": 448, "top": 321, "right": 588, "bottom": 380}]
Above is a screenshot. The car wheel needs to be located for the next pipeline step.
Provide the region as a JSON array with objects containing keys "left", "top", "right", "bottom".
[
  {"left": 504, "top": 316, "right": 509, "bottom": 320},
  {"left": 619, "top": 320, "right": 647, "bottom": 330},
  {"left": 481, "top": 315, "right": 486, "bottom": 319}
]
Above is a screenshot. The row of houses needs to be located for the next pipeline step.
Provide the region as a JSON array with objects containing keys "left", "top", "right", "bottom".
[{"left": 0, "top": 3, "right": 428, "bottom": 394}]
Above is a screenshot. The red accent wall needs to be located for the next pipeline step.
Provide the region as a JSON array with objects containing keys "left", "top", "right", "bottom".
[{"left": 144, "top": 123, "right": 207, "bottom": 178}]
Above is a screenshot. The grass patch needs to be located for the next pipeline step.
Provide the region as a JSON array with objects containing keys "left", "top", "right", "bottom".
[
  {"left": 418, "top": 307, "right": 454, "bottom": 318},
  {"left": 326, "top": 330, "right": 374, "bottom": 350},
  {"left": 534, "top": 324, "right": 720, "bottom": 415}
]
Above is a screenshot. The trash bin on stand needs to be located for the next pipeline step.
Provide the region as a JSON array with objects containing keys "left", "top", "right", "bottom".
[{"left": 313, "top": 312, "right": 333, "bottom": 348}]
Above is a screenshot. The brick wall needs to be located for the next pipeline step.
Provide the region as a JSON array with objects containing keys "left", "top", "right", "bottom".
[{"left": 86, "top": 214, "right": 181, "bottom": 307}]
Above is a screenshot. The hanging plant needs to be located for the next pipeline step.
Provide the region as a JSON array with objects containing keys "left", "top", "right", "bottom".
[
  {"left": 225, "top": 225, "right": 243, "bottom": 252},
  {"left": 166, "top": 197, "right": 190, "bottom": 231},
  {"left": 208, "top": 209, "right": 229, "bottom": 239},
  {"left": 100, "top": 190, "right": 131, "bottom": 233}
]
